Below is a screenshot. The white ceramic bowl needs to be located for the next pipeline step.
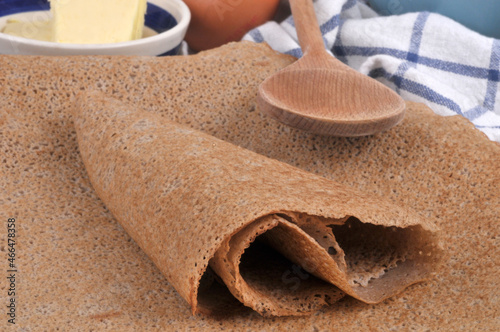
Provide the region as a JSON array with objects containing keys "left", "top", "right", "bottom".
[{"left": 0, "top": 0, "right": 190, "bottom": 56}]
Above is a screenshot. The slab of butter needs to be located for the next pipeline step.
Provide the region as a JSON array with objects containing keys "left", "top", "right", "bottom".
[
  {"left": 49, "top": 0, "right": 147, "bottom": 44},
  {"left": 2, "top": 17, "right": 156, "bottom": 43},
  {"left": 2, "top": 18, "right": 53, "bottom": 41}
]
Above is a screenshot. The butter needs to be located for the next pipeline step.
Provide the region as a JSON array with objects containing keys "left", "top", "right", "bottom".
[
  {"left": 2, "top": 0, "right": 147, "bottom": 44},
  {"left": 50, "top": 0, "right": 147, "bottom": 43},
  {"left": 2, "top": 19, "right": 53, "bottom": 42}
]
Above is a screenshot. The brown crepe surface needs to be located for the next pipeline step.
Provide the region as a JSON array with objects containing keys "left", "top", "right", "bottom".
[
  {"left": 72, "top": 91, "right": 439, "bottom": 317},
  {"left": 0, "top": 41, "right": 499, "bottom": 330}
]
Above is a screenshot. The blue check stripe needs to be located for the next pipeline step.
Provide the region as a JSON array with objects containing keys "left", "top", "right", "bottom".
[
  {"left": 248, "top": 29, "right": 265, "bottom": 43},
  {"left": 332, "top": 46, "right": 407, "bottom": 58},
  {"left": 465, "top": 106, "right": 489, "bottom": 121},
  {"left": 343, "top": 0, "right": 358, "bottom": 12},
  {"left": 288, "top": 0, "right": 357, "bottom": 44},
  {"left": 476, "top": 125, "right": 500, "bottom": 129},
  {"left": 285, "top": 48, "right": 303, "bottom": 58},
  {"left": 370, "top": 68, "right": 463, "bottom": 115},
  {"left": 464, "top": 39, "right": 500, "bottom": 123},
  {"left": 408, "top": 12, "right": 429, "bottom": 57},
  {"left": 483, "top": 39, "right": 500, "bottom": 110},
  {"left": 394, "top": 12, "right": 430, "bottom": 93},
  {"left": 320, "top": 0, "right": 357, "bottom": 35},
  {"left": 332, "top": 46, "right": 498, "bottom": 80},
  {"left": 321, "top": 14, "right": 341, "bottom": 35},
  {"left": 326, "top": 0, "right": 358, "bottom": 63},
  {"left": 332, "top": 21, "right": 348, "bottom": 64}
]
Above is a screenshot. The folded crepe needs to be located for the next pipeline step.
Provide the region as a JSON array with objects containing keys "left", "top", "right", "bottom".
[{"left": 72, "top": 92, "right": 440, "bottom": 316}]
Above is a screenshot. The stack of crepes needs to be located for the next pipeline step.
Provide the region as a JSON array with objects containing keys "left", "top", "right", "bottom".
[
  {"left": 72, "top": 91, "right": 440, "bottom": 316},
  {"left": 1, "top": 42, "right": 498, "bottom": 330}
]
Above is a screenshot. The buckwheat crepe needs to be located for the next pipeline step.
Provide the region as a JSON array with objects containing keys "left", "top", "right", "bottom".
[
  {"left": 72, "top": 91, "right": 440, "bottom": 316},
  {"left": 1, "top": 41, "right": 498, "bottom": 330}
]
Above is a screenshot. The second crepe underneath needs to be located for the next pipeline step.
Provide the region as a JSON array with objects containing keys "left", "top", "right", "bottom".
[{"left": 72, "top": 92, "right": 441, "bottom": 317}]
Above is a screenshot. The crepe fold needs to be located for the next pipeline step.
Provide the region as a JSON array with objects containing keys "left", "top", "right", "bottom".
[{"left": 72, "top": 92, "right": 441, "bottom": 316}]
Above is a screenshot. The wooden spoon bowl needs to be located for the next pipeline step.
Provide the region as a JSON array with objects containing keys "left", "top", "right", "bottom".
[{"left": 257, "top": 0, "right": 405, "bottom": 136}]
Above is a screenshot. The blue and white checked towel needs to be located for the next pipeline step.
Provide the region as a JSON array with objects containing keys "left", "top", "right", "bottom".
[{"left": 243, "top": 0, "right": 500, "bottom": 142}]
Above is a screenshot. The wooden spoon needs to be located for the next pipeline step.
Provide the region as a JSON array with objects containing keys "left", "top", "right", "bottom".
[{"left": 257, "top": 0, "right": 405, "bottom": 136}]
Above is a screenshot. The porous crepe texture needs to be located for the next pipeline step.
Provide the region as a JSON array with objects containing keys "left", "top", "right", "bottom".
[
  {"left": 72, "top": 91, "right": 439, "bottom": 316},
  {"left": 0, "top": 42, "right": 498, "bottom": 330}
]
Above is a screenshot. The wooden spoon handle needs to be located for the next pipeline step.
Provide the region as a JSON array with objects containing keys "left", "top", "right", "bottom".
[{"left": 289, "top": 0, "right": 327, "bottom": 57}]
